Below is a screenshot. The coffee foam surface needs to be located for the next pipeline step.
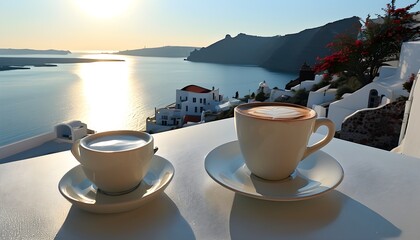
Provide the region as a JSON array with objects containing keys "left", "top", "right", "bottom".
[
  {"left": 246, "top": 106, "right": 306, "bottom": 119},
  {"left": 86, "top": 135, "right": 147, "bottom": 152}
]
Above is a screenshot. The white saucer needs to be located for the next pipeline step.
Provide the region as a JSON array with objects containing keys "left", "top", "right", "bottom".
[
  {"left": 59, "top": 155, "right": 174, "bottom": 213},
  {"left": 205, "top": 141, "right": 343, "bottom": 201}
]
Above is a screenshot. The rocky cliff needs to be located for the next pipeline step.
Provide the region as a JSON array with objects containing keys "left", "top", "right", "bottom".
[
  {"left": 187, "top": 16, "right": 361, "bottom": 73},
  {"left": 188, "top": 34, "right": 280, "bottom": 65}
]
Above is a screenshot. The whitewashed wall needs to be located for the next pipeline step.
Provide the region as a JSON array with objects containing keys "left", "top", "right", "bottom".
[
  {"left": 395, "top": 71, "right": 420, "bottom": 158},
  {"left": 269, "top": 89, "right": 295, "bottom": 102},
  {"left": 329, "top": 84, "right": 395, "bottom": 130},
  {"left": 307, "top": 88, "right": 337, "bottom": 109}
]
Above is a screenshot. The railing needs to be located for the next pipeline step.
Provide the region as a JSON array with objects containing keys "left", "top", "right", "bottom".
[{"left": 0, "top": 131, "right": 56, "bottom": 160}]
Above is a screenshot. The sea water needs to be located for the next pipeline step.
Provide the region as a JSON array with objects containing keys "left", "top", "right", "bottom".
[{"left": 0, "top": 53, "right": 296, "bottom": 146}]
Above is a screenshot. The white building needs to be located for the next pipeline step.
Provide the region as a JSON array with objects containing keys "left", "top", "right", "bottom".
[
  {"left": 291, "top": 74, "right": 322, "bottom": 91},
  {"left": 268, "top": 88, "right": 295, "bottom": 102},
  {"left": 175, "top": 85, "right": 224, "bottom": 119},
  {"left": 146, "top": 85, "right": 228, "bottom": 133},
  {"left": 55, "top": 120, "right": 89, "bottom": 142},
  {"left": 268, "top": 72, "right": 337, "bottom": 103},
  {"left": 257, "top": 81, "right": 271, "bottom": 96},
  {"left": 307, "top": 84, "right": 338, "bottom": 117}
]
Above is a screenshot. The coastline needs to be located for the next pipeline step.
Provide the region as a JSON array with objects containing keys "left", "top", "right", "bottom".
[
  {"left": 0, "top": 66, "right": 31, "bottom": 71},
  {"left": 0, "top": 57, "right": 124, "bottom": 71}
]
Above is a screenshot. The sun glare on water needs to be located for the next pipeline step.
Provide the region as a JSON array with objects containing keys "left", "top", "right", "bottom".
[
  {"left": 76, "top": 0, "right": 132, "bottom": 19},
  {"left": 76, "top": 60, "right": 136, "bottom": 131}
]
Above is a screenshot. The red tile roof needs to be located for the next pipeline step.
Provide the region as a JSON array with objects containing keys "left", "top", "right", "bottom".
[
  {"left": 184, "top": 115, "right": 201, "bottom": 123},
  {"left": 181, "top": 85, "right": 211, "bottom": 93}
]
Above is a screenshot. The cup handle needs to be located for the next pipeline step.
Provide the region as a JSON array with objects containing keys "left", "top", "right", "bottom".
[
  {"left": 302, "top": 118, "right": 335, "bottom": 160},
  {"left": 71, "top": 139, "right": 81, "bottom": 161}
]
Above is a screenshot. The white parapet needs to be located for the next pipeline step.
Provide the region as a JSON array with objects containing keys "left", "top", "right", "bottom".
[
  {"left": 0, "top": 131, "right": 56, "bottom": 160},
  {"left": 0, "top": 120, "right": 90, "bottom": 160},
  {"left": 307, "top": 87, "right": 337, "bottom": 109},
  {"left": 393, "top": 71, "right": 420, "bottom": 158},
  {"left": 313, "top": 105, "right": 328, "bottom": 118}
]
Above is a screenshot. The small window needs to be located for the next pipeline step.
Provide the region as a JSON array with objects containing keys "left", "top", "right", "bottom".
[
  {"left": 193, "top": 97, "right": 196, "bottom": 103},
  {"left": 195, "top": 107, "right": 198, "bottom": 113},
  {"left": 200, "top": 98, "right": 202, "bottom": 104},
  {"left": 186, "top": 106, "right": 189, "bottom": 112}
]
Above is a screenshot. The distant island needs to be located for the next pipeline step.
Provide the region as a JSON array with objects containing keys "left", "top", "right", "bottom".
[
  {"left": 186, "top": 16, "right": 361, "bottom": 73},
  {"left": 0, "top": 48, "right": 71, "bottom": 55},
  {"left": 115, "top": 46, "right": 198, "bottom": 58},
  {"left": 0, "top": 57, "right": 124, "bottom": 71}
]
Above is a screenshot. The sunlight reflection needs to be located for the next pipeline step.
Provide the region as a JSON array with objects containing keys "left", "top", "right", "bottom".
[{"left": 76, "top": 61, "right": 135, "bottom": 131}]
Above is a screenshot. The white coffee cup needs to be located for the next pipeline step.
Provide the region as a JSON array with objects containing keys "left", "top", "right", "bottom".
[
  {"left": 71, "top": 130, "right": 155, "bottom": 195},
  {"left": 235, "top": 102, "right": 335, "bottom": 180}
]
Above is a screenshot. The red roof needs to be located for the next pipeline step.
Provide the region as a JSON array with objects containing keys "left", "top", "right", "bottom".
[
  {"left": 184, "top": 115, "right": 201, "bottom": 123},
  {"left": 181, "top": 85, "right": 211, "bottom": 93}
]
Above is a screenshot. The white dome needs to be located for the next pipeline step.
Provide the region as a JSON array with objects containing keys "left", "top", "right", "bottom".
[{"left": 259, "top": 81, "right": 268, "bottom": 88}]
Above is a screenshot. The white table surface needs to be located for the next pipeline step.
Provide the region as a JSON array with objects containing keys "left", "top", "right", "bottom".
[{"left": 1, "top": 118, "right": 419, "bottom": 240}]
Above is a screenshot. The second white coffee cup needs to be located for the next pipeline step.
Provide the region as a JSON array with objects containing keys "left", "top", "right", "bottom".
[
  {"left": 71, "top": 130, "right": 155, "bottom": 195},
  {"left": 235, "top": 102, "right": 335, "bottom": 181}
]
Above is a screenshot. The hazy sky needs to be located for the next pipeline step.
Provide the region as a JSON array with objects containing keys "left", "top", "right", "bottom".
[{"left": 1, "top": 0, "right": 419, "bottom": 51}]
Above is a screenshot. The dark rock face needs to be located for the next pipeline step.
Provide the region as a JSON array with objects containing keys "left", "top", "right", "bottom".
[
  {"left": 187, "top": 16, "right": 361, "bottom": 73},
  {"left": 187, "top": 34, "right": 280, "bottom": 65},
  {"left": 339, "top": 101, "right": 406, "bottom": 150},
  {"left": 262, "top": 16, "right": 361, "bottom": 72}
]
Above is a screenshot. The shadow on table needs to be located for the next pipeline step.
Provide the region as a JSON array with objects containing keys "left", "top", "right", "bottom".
[
  {"left": 229, "top": 190, "right": 401, "bottom": 240},
  {"left": 55, "top": 194, "right": 195, "bottom": 240}
]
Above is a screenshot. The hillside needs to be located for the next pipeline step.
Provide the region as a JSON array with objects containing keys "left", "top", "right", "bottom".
[
  {"left": 188, "top": 34, "right": 280, "bottom": 65},
  {"left": 262, "top": 16, "right": 361, "bottom": 72},
  {"left": 0, "top": 49, "right": 71, "bottom": 55},
  {"left": 186, "top": 16, "right": 361, "bottom": 72},
  {"left": 116, "top": 46, "right": 198, "bottom": 58}
]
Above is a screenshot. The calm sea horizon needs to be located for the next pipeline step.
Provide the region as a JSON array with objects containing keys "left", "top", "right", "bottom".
[{"left": 0, "top": 53, "right": 296, "bottom": 146}]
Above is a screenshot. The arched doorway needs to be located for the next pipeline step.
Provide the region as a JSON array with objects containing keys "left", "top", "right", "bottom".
[
  {"left": 368, "top": 89, "right": 381, "bottom": 108},
  {"left": 55, "top": 124, "right": 72, "bottom": 140}
]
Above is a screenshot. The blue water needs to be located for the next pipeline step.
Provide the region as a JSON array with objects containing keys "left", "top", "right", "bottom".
[{"left": 0, "top": 53, "right": 296, "bottom": 146}]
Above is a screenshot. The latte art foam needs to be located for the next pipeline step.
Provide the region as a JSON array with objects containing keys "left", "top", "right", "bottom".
[
  {"left": 250, "top": 106, "right": 303, "bottom": 119},
  {"left": 86, "top": 135, "right": 148, "bottom": 152},
  {"left": 237, "top": 104, "right": 315, "bottom": 120}
]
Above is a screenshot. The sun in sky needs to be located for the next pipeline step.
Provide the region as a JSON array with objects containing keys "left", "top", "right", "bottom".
[{"left": 76, "top": 0, "right": 132, "bottom": 19}]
